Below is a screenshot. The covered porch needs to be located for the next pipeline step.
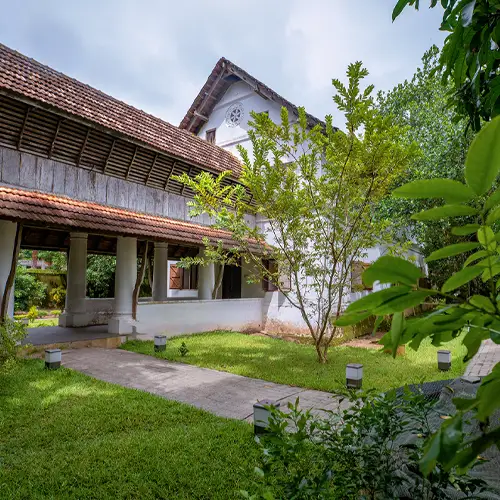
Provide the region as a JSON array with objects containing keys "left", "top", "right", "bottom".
[{"left": 0, "top": 187, "right": 265, "bottom": 339}]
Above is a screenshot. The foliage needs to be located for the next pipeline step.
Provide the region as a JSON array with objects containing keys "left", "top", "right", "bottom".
[
  {"left": 86, "top": 255, "right": 116, "bottom": 298},
  {"left": 14, "top": 266, "right": 48, "bottom": 312},
  {"left": 49, "top": 286, "right": 66, "bottom": 309},
  {"left": 0, "top": 359, "right": 263, "bottom": 499},
  {"left": 339, "top": 116, "right": 500, "bottom": 472},
  {"left": 176, "top": 63, "right": 417, "bottom": 363},
  {"left": 377, "top": 46, "right": 478, "bottom": 294},
  {"left": 392, "top": 0, "right": 500, "bottom": 131},
  {"left": 177, "top": 237, "right": 239, "bottom": 299},
  {"left": 244, "top": 390, "right": 487, "bottom": 499},
  {"left": 0, "top": 318, "right": 27, "bottom": 366},
  {"left": 27, "top": 306, "right": 39, "bottom": 323},
  {"left": 178, "top": 341, "right": 189, "bottom": 357},
  {"left": 121, "top": 333, "right": 467, "bottom": 393},
  {"left": 37, "top": 251, "right": 67, "bottom": 272}
]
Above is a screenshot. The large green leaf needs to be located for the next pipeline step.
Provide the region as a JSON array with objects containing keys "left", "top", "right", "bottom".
[
  {"left": 485, "top": 187, "right": 500, "bottom": 211},
  {"left": 477, "top": 226, "right": 496, "bottom": 250},
  {"left": 441, "top": 265, "right": 484, "bottom": 292},
  {"left": 426, "top": 242, "right": 480, "bottom": 262},
  {"left": 392, "top": 179, "right": 475, "bottom": 203},
  {"left": 390, "top": 312, "right": 405, "bottom": 356},
  {"left": 476, "top": 364, "right": 500, "bottom": 420},
  {"left": 451, "top": 224, "right": 481, "bottom": 236},
  {"left": 392, "top": 0, "right": 410, "bottom": 21},
  {"left": 464, "top": 250, "right": 490, "bottom": 267},
  {"left": 373, "top": 290, "right": 431, "bottom": 315},
  {"left": 469, "top": 295, "right": 496, "bottom": 313},
  {"left": 334, "top": 310, "right": 372, "bottom": 327},
  {"left": 465, "top": 116, "right": 500, "bottom": 195},
  {"left": 344, "top": 286, "right": 411, "bottom": 314},
  {"left": 412, "top": 205, "right": 479, "bottom": 221},
  {"left": 462, "top": 326, "right": 490, "bottom": 361},
  {"left": 362, "top": 256, "right": 422, "bottom": 287}
]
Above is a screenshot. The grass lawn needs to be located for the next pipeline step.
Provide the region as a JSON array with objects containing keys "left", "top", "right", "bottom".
[
  {"left": 27, "top": 317, "right": 59, "bottom": 327},
  {"left": 0, "top": 360, "right": 261, "bottom": 499},
  {"left": 122, "top": 332, "right": 468, "bottom": 393}
]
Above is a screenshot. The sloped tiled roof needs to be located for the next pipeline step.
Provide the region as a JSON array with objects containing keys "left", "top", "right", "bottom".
[
  {"left": 0, "top": 44, "right": 242, "bottom": 176},
  {"left": 180, "top": 57, "right": 325, "bottom": 134},
  {"left": 0, "top": 186, "right": 238, "bottom": 247}
]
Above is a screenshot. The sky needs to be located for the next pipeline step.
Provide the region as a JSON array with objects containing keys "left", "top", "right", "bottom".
[{"left": 0, "top": 0, "right": 446, "bottom": 127}]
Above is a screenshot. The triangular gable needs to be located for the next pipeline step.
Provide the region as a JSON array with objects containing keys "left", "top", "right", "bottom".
[{"left": 179, "top": 57, "right": 324, "bottom": 134}]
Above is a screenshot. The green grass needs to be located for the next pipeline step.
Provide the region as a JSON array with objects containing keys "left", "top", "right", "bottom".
[
  {"left": 27, "top": 317, "right": 59, "bottom": 327},
  {"left": 0, "top": 360, "right": 260, "bottom": 499},
  {"left": 122, "top": 332, "right": 468, "bottom": 393}
]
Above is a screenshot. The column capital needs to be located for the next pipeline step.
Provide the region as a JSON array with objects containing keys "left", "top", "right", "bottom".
[
  {"left": 155, "top": 241, "right": 169, "bottom": 249},
  {"left": 69, "top": 232, "right": 88, "bottom": 240}
]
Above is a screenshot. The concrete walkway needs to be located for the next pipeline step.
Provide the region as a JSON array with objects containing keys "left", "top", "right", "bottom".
[
  {"left": 62, "top": 348, "right": 345, "bottom": 421},
  {"left": 465, "top": 339, "right": 500, "bottom": 378}
]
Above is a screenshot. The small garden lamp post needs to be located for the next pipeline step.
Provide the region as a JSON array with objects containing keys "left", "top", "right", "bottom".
[
  {"left": 437, "top": 350, "right": 451, "bottom": 371},
  {"left": 346, "top": 363, "right": 363, "bottom": 389},
  {"left": 154, "top": 335, "right": 167, "bottom": 352},
  {"left": 45, "top": 349, "right": 61, "bottom": 370},
  {"left": 253, "top": 399, "right": 280, "bottom": 435}
]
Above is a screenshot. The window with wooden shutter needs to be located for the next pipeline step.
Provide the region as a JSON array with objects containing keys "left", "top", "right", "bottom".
[
  {"left": 205, "top": 128, "right": 216, "bottom": 144},
  {"left": 262, "top": 259, "right": 279, "bottom": 291},
  {"left": 170, "top": 264, "right": 182, "bottom": 289},
  {"left": 351, "top": 261, "right": 372, "bottom": 292}
]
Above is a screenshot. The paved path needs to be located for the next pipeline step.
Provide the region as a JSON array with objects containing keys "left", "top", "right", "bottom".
[
  {"left": 62, "top": 348, "right": 345, "bottom": 421},
  {"left": 465, "top": 339, "right": 500, "bottom": 378}
]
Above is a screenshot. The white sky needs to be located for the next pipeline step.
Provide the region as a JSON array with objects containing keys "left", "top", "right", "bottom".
[{"left": 0, "top": 0, "right": 446, "bottom": 126}]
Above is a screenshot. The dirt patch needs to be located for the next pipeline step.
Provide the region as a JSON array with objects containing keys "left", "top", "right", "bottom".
[{"left": 344, "top": 332, "right": 386, "bottom": 349}]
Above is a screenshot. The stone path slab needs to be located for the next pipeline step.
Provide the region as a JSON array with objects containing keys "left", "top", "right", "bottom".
[
  {"left": 465, "top": 339, "right": 500, "bottom": 378},
  {"left": 62, "top": 348, "right": 345, "bottom": 421}
]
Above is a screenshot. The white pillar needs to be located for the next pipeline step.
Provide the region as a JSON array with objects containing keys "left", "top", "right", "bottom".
[
  {"left": 59, "top": 232, "right": 88, "bottom": 327},
  {"left": 197, "top": 248, "right": 215, "bottom": 300},
  {"left": 0, "top": 220, "right": 18, "bottom": 318},
  {"left": 152, "top": 242, "right": 168, "bottom": 301},
  {"left": 108, "top": 236, "right": 137, "bottom": 335}
]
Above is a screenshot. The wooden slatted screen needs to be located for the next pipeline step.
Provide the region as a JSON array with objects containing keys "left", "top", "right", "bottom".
[{"left": 170, "top": 264, "right": 182, "bottom": 289}]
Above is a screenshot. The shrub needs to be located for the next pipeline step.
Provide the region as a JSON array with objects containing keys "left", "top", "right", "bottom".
[
  {"left": 49, "top": 286, "right": 66, "bottom": 309},
  {"left": 14, "top": 266, "right": 48, "bottom": 312},
  {"left": 27, "top": 306, "right": 39, "bottom": 323},
  {"left": 0, "top": 319, "right": 27, "bottom": 366},
  {"left": 245, "top": 389, "right": 488, "bottom": 499}
]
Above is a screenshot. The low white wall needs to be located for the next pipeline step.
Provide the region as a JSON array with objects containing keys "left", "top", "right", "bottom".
[
  {"left": 135, "top": 298, "right": 263, "bottom": 336},
  {"left": 85, "top": 297, "right": 114, "bottom": 325}
]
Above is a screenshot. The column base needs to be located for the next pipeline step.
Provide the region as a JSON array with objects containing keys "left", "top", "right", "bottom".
[
  {"left": 108, "top": 316, "right": 134, "bottom": 335},
  {"left": 58, "top": 312, "right": 90, "bottom": 327}
]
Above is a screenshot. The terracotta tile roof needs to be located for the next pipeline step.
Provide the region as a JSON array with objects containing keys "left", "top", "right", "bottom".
[
  {"left": 180, "top": 57, "right": 325, "bottom": 134},
  {"left": 0, "top": 186, "right": 238, "bottom": 247},
  {"left": 0, "top": 43, "right": 242, "bottom": 176}
]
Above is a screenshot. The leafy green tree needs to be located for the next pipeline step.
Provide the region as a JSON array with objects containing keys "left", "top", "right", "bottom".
[
  {"left": 392, "top": 0, "right": 500, "bottom": 130},
  {"left": 14, "top": 266, "right": 47, "bottom": 311},
  {"left": 377, "top": 46, "right": 476, "bottom": 293},
  {"left": 177, "top": 63, "right": 417, "bottom": 363},
  {"left": 86, "top": 255, "right": 116, "bottom": 298},
  {"left": 37, "top": 251, "right": 67, "bottom": 272},
  {"left": 339, "top": 116, "right": 500, "bottom": 472}
]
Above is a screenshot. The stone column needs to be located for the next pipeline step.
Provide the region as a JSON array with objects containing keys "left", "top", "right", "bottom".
[
  {"left": 0, "top": 220, "right": 18, "bottom": 318},
  {"left": 197, "top": 248, "right": 215, "bottom": 300},
  {"left": 152, "top": 241, "right": 168, "bottom": 301},
  {"left": 59, "top": 232, "right": 88, "bottom": 327},
  {"left": 108, "top": 236, "right": 137, "bottom": 335}
]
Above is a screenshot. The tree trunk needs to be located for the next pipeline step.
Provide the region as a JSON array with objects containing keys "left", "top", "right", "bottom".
[
  {"left": 315, "top": 341, "right": 328, "bottom": 364},
  {"left": 132, "top": 242, "right": 149, "bottom": 320},
  {"left": 212, "top": 263, "right": 224, "bottom": 300}
]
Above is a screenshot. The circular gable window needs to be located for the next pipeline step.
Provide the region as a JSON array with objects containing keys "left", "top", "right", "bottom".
[{"left": 225, "top": 102, "right": 244, "bottom": 127}]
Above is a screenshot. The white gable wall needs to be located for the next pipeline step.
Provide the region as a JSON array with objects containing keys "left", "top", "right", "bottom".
[{"left": 198, "top": 81, "right": 288, "bottom": 161}]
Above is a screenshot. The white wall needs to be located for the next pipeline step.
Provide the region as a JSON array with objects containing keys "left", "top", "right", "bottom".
[
  {"left": 135, "top": 298, "right": 263, "bottom": 336},
  {"left": 199, "top": 81, "right": 287, "bottom": 162}
]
